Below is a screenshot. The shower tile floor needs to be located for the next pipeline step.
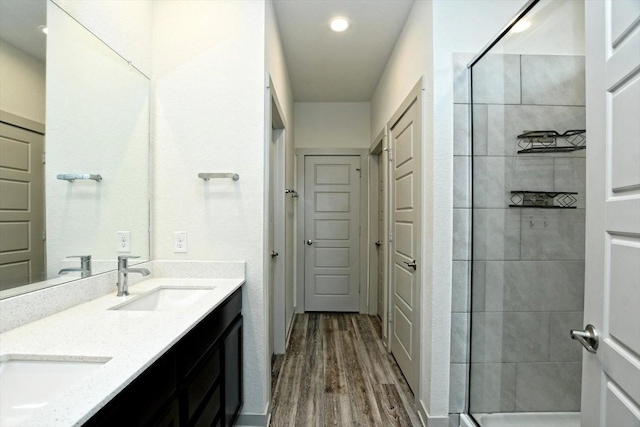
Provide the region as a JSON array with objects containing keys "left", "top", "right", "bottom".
[{"left": 270, "top": 313, "right": 421, "bottom": 426}]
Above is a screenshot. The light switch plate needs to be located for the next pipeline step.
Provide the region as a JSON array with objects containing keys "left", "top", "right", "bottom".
[
  {"left": 174, "top": 231, "right": 187, "bottom": 253},
  {"left": 117, "top": 231, "right": 131, "bottom": 253}
]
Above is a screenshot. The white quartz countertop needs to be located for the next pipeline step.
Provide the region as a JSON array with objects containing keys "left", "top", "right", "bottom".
[{"left": 0, "top": 277, "right": 244, "bottom": 427}]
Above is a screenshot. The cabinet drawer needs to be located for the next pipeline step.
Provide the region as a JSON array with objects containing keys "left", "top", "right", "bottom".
[
  {"left": 184, "top": 347, "right": 220, "bottom": 421},
  {"left": 177, "top": 289, "right": 241, "bottom": 380},
  {"left": 191, "top": 384, "right": 221, "bottom": 427}
]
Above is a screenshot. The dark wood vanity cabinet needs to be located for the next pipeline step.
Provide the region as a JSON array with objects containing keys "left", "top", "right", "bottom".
[{"left": 85, "top": 288, "right": 243, "bottom": 427}]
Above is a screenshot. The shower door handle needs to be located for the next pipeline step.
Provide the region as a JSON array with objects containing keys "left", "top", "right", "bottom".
[{"left": 570, "top": 324, "right": 599, "bottom": 354}]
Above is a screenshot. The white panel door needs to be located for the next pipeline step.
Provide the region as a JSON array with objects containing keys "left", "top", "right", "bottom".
[
  {"left": 582, "top": 2, "right": 640, "bottom": 426},
  {"left": 389, "top": 99, "right": 421, "bottom": 393},
  {"left": 0, "top": 122, "right": 45, "bottom": 290},
  {"left": 304, "top": 155, "right": 360, "bottom": 312}
]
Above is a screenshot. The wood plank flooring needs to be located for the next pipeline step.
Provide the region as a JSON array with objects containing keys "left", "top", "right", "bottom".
[{"left": 270, "top": 313, "right": 420, "bottom": 426}]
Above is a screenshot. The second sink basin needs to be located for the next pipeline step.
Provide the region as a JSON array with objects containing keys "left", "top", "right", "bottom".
[
  {"left": 0, "top": 357, "right": 107, "bottom": 427},
  {"left": 111, "top": 287, "right": 216, "bottom": 312}
]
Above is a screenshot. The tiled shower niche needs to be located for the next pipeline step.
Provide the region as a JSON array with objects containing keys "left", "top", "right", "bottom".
[{"left": 450, "top": 53, "right": 586, "bottom": 425}]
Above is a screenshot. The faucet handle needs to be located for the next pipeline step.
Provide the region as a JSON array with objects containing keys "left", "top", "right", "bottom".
[
  {"left": 118, "top": 255, "right": 140, "bottom": 270},
  {"left": 67, "top": 255, "right": 92, "bottom": 260}
]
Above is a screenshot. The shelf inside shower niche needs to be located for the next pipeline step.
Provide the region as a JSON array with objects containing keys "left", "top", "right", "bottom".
[
  {"left": 509, "top": 191, "right": 578, "bottom": 209},
  {"left": 516, "top": 129, "right": 586, "bottom": 154}
]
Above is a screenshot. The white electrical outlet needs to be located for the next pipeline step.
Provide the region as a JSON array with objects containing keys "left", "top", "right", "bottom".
[
  {"left": 117, "top": 231, "right": 131, "bottom": 252},
  {"left": 174, "top": 231, "right": 187, "bottom": 253}
]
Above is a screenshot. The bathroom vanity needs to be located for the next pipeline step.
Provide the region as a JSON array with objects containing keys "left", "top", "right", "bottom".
[
  {"left": 0, "top": 274, "right": 244, "bottom": 427},
  {"left": 86, "top": 288, "right": 242, "bottom": 427}
]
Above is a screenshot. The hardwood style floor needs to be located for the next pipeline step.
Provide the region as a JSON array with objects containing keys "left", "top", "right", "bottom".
[{"left": 270, "top": 313, "right": 421, "bottom": 426}]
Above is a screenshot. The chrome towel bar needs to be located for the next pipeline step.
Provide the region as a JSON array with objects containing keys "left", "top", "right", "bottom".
[
  {"left": 57, "top": 174, "right": 102, "bottom": 182},
  {"left": 198, "top": 173, "right": 239, "bottom": 181}
]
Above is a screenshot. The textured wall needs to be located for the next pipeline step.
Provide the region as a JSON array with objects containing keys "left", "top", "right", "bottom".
[
  {"left": 294, "top": 102, "right": 371, "bottom": 148},
  {"left": 151, "top": 0, "right": 268, "bottom": 416},
  {"left": 370, "top": 1, "right": 433, "bottom": 140},
  {"left": 0, "top": 39, "right": 46, "bottom": 123}
]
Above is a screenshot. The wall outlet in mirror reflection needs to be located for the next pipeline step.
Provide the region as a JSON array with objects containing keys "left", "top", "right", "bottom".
[
  {"left": 174, "top": 231, "right": 187, "bottom": 253},
  {"left": 117, "top": 231, "right": 131, "bottom": 253}
]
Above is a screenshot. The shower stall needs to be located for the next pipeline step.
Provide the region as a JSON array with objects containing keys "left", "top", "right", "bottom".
[{"left": 464, "top": 0, "right": 586, "bottom": 426}]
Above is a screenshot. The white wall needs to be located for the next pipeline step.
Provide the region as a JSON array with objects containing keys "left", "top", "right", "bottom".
[
  {"left": 370, "top": 1, "right": 433, "bottom": 139},
  {"left": 294, "top": 102, "right": 371, "bottom": 148},
  {"left": 52, "top": 0, "right": 152, "bottom": 76},
  {"left": 151, "top": 0, "right": 269, "bottom": 418},
  {"left": 266, "top": 0, "right": 296, "bottom": 345},
  {"left": 0, "top": 39, "right": 46, "bottom": 123}
]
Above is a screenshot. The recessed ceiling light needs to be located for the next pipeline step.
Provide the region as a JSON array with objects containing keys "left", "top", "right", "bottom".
[
  {"left": 38, "top": 25, "right": 48, "bottom": 35},
  {"left": 511, "top": 20, "right": 532, "bottom": 33},
  {"left": 329, "top": 17, "right": 349, "bottom": 32}
]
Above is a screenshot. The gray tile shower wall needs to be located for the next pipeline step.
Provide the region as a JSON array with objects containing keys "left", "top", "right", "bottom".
[{"left": 450, "top": 53, "right": 586, "bottom": 420}]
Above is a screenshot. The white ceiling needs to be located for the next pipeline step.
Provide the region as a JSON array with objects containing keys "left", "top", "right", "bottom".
[
  {"left": 0, "top": 0, "right": 47, "bottom": 61},
  {"left": 273, "top": 0, "right": 415, "bottom": 102}
]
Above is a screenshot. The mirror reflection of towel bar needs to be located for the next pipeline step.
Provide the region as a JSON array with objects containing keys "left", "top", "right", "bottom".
[
  {"left": 198, "top": 173, "right": 239, "bottom": 181},
  {"left": 57, "top": 174, "right": 102, "bottom": 182}
]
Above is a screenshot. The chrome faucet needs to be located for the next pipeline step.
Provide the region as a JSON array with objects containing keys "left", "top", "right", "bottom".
[
  {"left": 117, "top": 255, "right": 150, "bottom": 296},
  {"left": 59, "top": 255, "right": 92, "bottom": 278}
]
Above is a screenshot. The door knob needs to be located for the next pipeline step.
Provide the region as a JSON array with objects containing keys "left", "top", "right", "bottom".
[
  {"left": 403, "top": 260, "right": 417, "bottom": 270},
  {"left": 306, "top": 240, "right": 318, "bottom": 245},
  {"left": 570, "top": 324, "right": 599, "bottom": 353},
  {"left": 375, "top": 241, "right": 382, "bottom": 247},
  {"left": 271, "top": 250, "right": 279, "bottom": 258}
]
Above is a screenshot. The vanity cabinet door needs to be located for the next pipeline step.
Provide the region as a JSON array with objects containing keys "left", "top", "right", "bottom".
[
  {"left": 223, "top": 316, "right": 243, "bottom": 426},
  {"left": 155, "top": 399, "right": 180, "bottom": 427},
  {"left": 183, "top": 347, "right": 221, "bottom": 424},
  {"left": 177, "top": 289, "right": 242, "bottom": 380},
  {"left": 85, "top": 349, "right": 177, "bottom": 427},
  {"left": 192, "top": 383, "right": 221, "bottom": 427}
]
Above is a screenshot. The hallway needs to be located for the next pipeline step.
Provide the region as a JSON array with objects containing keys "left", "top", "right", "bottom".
[{"left": 270, "top": 313, "right": 421, "bottom": 426}]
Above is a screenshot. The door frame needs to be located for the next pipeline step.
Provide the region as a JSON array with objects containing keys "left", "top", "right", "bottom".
[
  {"left": 264, "top": 76, "right": 287, "bottom": 358},
  {"left": 369, "top": 130, "right": 389, "bottom": 332},
  {"left": 386, "top": 78, "right": 424, "bottom": 397},
  {"left": 295, "top": 148, "right": 369, "bottom": 313}
]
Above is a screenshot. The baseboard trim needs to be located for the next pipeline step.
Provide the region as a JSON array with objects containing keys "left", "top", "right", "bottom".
[
  {"left": 236, "top": 412, "right": 269, "bottom": 426},
  {"left": 418, "top": 401, "right": 428, "bottom": 426},
  {"left": 236, "top": 402, "right": 271, "bottom": 427},
  {"left": 418, "top": 400, "right": 449, "bottom": 427},
  {"left": 285, "top": 313, "right": 295, "bottom": 349}
]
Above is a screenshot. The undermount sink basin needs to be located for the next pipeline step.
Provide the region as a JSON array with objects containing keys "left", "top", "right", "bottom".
[
  {"left": 111, "top": 287, "right": 216, "bottom": 312},
  {"left": 0, "top": 357, "right": 107, "bottom": 427}
]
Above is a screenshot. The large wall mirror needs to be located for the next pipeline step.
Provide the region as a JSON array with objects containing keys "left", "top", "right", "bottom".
[{"left": 0, "top": 0, "right": 150, "bottom": 299}]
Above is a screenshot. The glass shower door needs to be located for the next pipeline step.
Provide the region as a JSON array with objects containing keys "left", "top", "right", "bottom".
[{"left": 467, "top": 1, "right": 586, "bottom": 425}]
